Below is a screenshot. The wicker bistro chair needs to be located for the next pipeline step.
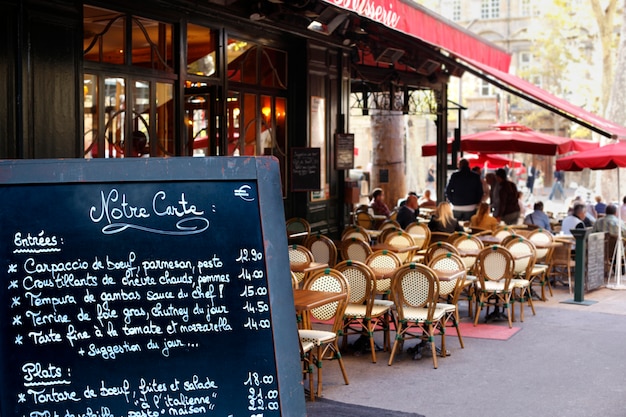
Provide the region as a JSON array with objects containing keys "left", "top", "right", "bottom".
[
  {"left": 298, "top": 268, "right": 350, "bottom": 398},
  {"left": 365, "top": 250, "right": 403, "bottom": 301},
  {"left": 473, "top": 246, "right": 516, "bottom": 328},
  {"left": 384, "top": 230, "right": 418, "bottom": 264},
  {"left": 493, "top": 226, "right": 516, "bottom": 241},
  {"left": 423, "top": 241, "right": 460, "bottom": 265},
  {"left": 377, "top": 226, "right": 402, "bottom": 244},
  {"left": 503, "top": 236, "right": 537, "bottom": 322},
  {"left": 339, "top": 238, "right": 373, "bottom": 264},
  {"left": 335, "top": 260, "right": 392, "bottom": 363},
  {"left": 286, "top": 217, "right": 311, "bottom": 245},
  {"left": 388, "top": 263, "right": 448, "bottom": 369},
  {"left": 451, "top": 234, "right": 485, "bottom": 273},
  {"left": 288, "top": 244, "right": 315, "bottom": 288},
  {"left": 549, "top": 239, "right": 575, "bottom": 295},
  {"left": 379, "top": 219, "right": 401, "bottom": 230},
  {"left": 356, "top": 211, "right": 376, "bottom": 230},
  {"left": 405, "top": 221, "right": 431, "bottom": 251},
  {"left": 428, "top": 253, "right": 467, "bottom": 351},
  {"left": 528, "top": 229, "right": 555, "bottom": 300},
  {"left": 429, "top": 231, "right": 451, "bottom": 244},
  {"left": 305, "top": 233, "right": 338, "bottom": 267},
  {"left": 341, "top": 226, "right": 370, "bottom": 242},
  {"left": 447, "top": 231, "right": 471, "bottom": 243}
]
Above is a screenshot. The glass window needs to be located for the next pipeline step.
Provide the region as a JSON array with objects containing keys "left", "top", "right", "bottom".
[
  {"left": 260, "top": 48, "right": 287, "bottom": 88},
  {"left": 187, "top": 24, "right": 217, "bottom": 77},
  {"left": 83, "top": 6, "right": 125, "bottom": 64},
  {"left": 131, "top": 17, "right": 174, "bottom": 72}
]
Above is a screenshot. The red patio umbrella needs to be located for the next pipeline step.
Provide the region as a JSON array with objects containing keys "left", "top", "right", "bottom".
[
  {"left": 421, "top": 123, "right": 598, "bottom": 156},
  {"left": 464, "top": 152, "right": 522, "bottom": 170},
  {"left": 555, "top": 140, "right": 626, "bottom": 171}
]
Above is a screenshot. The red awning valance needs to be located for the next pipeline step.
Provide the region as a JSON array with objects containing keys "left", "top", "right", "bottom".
[{"left": 321, "top": 0, "right": 511, "bottom": 72}]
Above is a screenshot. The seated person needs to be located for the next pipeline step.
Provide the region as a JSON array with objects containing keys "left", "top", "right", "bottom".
[
  {"left": 524, "top": 201, "right": 552, "bottom": 232},
  {"left": 418, "top": 189, "right": 436, "bottom": 209},
  {"left": 396, "top": 194, "right": 419, "bottom": 229},
  {"left": 591, "top": 204, "right": 626, "bottom": 237},
  {"left": 369, "top": 187, "right": 391, "bottom": 217},
  {"left": 428, "top": 202, "right": 464, "bottom": 233},
  {"left": 469, "top": 202, "right": 499, "bottom": 231},
  {"left": 561, "top": 203, "right": 587, "bottom": 235},
  {"left": 397, "top": 191, "right": 418, "bottom": 208}
]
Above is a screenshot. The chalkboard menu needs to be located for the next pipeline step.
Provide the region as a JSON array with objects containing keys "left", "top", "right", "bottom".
[
  {"left": 334, "top": 134, "right": 354, "bottom": 170},
  {"left": 586, "top": 232, "right": 605, "bottom": 291},
  {"left": 290, "top": 148, "right": 320, "bottom": 192},
  {"left": 0, "top": 157, "right": 305, "bottom": 417}
]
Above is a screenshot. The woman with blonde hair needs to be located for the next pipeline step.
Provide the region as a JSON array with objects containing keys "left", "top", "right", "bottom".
[
  {"left": 428, "top": 202, "right": 464, "bottom": 233},
  {"left": 469, "top": 202, "right": 499, "bottom": 231}
]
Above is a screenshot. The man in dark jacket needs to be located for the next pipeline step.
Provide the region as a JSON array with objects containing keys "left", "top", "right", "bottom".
[
  {"left": 494, "top": 168, "right": 519, "bottom": 225},
  {"left": 445, "top": 159, "right": 484, "bottom": 221},
  {"left": 397, "top": 194, "right": 419, "bottom": 229}
]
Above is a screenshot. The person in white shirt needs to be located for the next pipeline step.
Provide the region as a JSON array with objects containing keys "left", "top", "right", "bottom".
[
  {"left": 561, "top": 204, "right": 586, "bottom": 236},
  {"left": 620, "top": 196, "right": 626, "bottom": 221}
]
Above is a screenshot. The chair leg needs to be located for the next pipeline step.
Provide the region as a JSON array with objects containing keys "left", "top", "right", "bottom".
[
  {"left": 505, "top": 295, "right": 513, "bottom": 329},
  {"left": 428, "top": 324, "right": 438, "bottom": 369},
  {"left": 452, "top": 310, "right": 464, "bottom": 349},
  {"left": 388, "top": 337, "right": 401, "bottom": 366},
  {"left": 333, "top": 341, "right": 349, "bottom": 386},
  {"left": 473, "top": 293, "right": 485, "bottom": 327},
  {"left": 368, "top": 327, "right": 377, "bottom": 364}
]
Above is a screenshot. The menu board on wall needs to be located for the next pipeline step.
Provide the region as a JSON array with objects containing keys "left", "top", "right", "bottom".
[
  {"left": 0, "top": 157, "right": 305, "bottom": 417},
  {"left": 290, "top": 147, "right": 321, "bottom": 192},
  {"left": 334, "top": 133, "right": 354, "bottom": 170}
]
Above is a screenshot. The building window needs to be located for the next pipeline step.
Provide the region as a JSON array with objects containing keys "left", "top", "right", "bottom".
[
  {"left": 480, "top": 0, "right": 500, "bottom": 19},
  {"left": 83, "top": 5, "right": 176, "bottom": 159},
  {"left": 480, "top": 79, "right": 494, "bottom": 96},
  {"left": 451, "top": 0, "right": 461, "bottom": 21}
]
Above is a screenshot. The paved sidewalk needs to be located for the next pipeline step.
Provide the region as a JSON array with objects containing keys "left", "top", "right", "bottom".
[{"left": 314, "top": 284, "right": 626, "bottom": 417}]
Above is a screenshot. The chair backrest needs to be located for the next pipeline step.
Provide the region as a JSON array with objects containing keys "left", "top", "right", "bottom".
[
  {"left": 305, "top": 233, "right": 338, "bottom": 267},
  {"left": 424, "top": 241, "right": 460, "bottom": 264},
  {"left": 392, "top": 263, "right": 439, "bottom": 318},
  {"left": 550, "top": 240, "right": 574, "bottom": 265},
  {"left": 335, "top": 260, "right": 377, "bottom": 308},
  {"left": 494, "top": 226, "right": 515, "bottom": 241},
  {"left": 291, "top": 271, "right": 299, "bottom": 289},
  {"left": 405, "top": 221, "right": 431, "bottom": 250},
  {"left": 302, "top": 268, "right": 349, "bottom": 333},
  {"left": 450, "top": 234, "right": 484, "bottom": 271},
  {"left": 286, "top": 217, "right": 311, "bottom": 244},
  {"left": 447, "top": 231, "right": 470, "bottom": 243},
  {"left": 377, "top": 226, "right": 401, "bottom": 244},
  {"left": 383, "top": 230, "right": 416, "bottom": 264},
  {"left": 475, "top": 246, "right": 515, "bottom": 288},
  {"left": 365, "top": 250, "right": 403, "bottom": 295},
  {"left": 341, "top": 226, "right": 369, "bottom": 242},
  {"left": 379, "top": 219, "right": 401, "bottom": 230},
  {"left": 430, "top": 231, "right": 451, "bottom": 244},
  {"left": 528, "top": 229, "right": 554, "bottom": 261},
  {"left": 503, "top": 236, "right": 537, "bottom": 276},
  {"left": 288, "top": 244, "right": 315, "bottom": 285},
  {"left": 428, "top": 253, "right": 466, "bottom": 301},
  {"left": 340, "top": 238, "right": 373, "bottom": 264},
  {"left": 356, "top": 211, "right": 375, "bottom": 229}
]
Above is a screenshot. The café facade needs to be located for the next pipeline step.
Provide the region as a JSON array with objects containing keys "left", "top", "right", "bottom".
[{"left": 3, "top": 0, "right": 624, "bottom": 236}]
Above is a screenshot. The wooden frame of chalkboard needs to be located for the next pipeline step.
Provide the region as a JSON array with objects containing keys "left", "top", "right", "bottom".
[
  {"left": 290, "top": 147, "right": 321, "bottom": 192},
  {"left": 0, "top": 157, "right": 306, "bottom": 417}
]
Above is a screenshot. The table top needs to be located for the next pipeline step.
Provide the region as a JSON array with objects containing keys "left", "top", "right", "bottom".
[
  {"left": 370, "top": 267, "right": 398, "bottom": 280},
  {"left": 290, "top": 261, "right": 329, "bottom": 273},
  {"left": 477, "top": 235, "right": 501, "bottom": 244},
  {"left": 432, "top": 269, "right": 466, "bottom": 282},
  {"left": 293, "top": 289, "right": 347, "bottom": 311}
]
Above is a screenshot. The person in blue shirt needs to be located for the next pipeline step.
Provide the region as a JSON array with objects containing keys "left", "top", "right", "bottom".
[
  {"left": 594, "top": 195, "right": 607, "bottom": 216},
  {"left": 523, "top": 201, "right": 552, "bottom": 232}
]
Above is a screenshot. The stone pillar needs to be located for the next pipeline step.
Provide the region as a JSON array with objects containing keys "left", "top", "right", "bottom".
[{"left": 371, "top": 109, "right": 406, "bottom": 209}]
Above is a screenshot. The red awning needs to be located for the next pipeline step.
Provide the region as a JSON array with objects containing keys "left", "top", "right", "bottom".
[
  {"left": 458, "top": 58, "right": 626, "bottom": 140},
  {"left": 321, "top": 0, "right": 511, "bottom": 72}
]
